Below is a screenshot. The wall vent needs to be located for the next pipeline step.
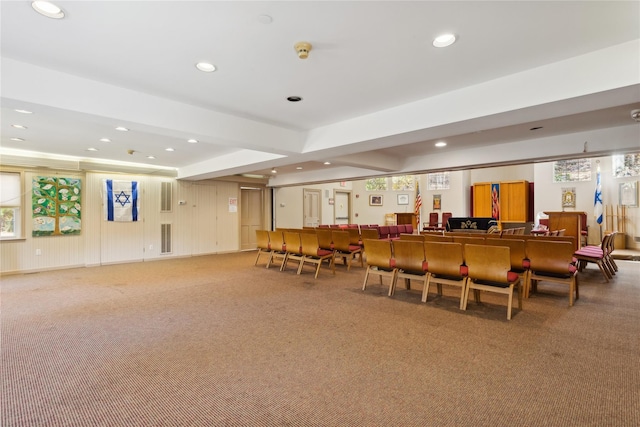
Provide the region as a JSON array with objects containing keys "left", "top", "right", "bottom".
[
  {"left": 161, "top": 182, "right": 172, "bottom": 212},
  {"left": 161, "top": 223, "right": 172, "bottom": 254}
]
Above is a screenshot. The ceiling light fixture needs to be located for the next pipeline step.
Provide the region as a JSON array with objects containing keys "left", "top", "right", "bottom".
[
  {"left": 31, "top": 1, "right": 65, "bottom": 19},
  {"left": 324, "top": 161, "right": 331, "bottom": 165},
  {"left": 631, "top": 109, "right": 640, "bottom": 122},
  {"left": 296, "top": 166, "right": 303, "bottom": 170},
  {"left": 435, "top": 141, "right": 447, "bottom": 147},
  {"left": 15, "top": 109, "right": 33, "bottom": 114},
  {"left": 10, "top": 138, "right": 24, "bottom": 142},
  {"left": 529, "top": 126, "right": 544, "bottom": 131},
  {"left": 12, "top": 124, "right": 27, "bottom": 129},
  {"left": 271, "top": 168, "right": 277, "bottom": 174},
  {"left": 287, "top": 96, "right": 302, "bottom": 102},
  {"left": 187, "top": 139, "right": 198, "bottom": 143},
  {"left": 115, "top": 126, "right": 129, "bottom": 131},
  {"left": 257, "top": 14, "right": 273, "bottom": 24},
  {"left": 87, "top": 148, "right": 98, "bottom": 151},
  {"left": 147, "top": 155, "right": 156, "bottom": 159},
  {"left": 294, "top": 41, "right": 312, "bottom": 59},
  {"left": 165, "top": 148, "right": 175, "bottom": 152},
  {"left": 196, "top": 62, "right": 216, "bottom": 72},
  {"left": 433, "top": 34, "right": 456, "bottom": 48},
  {"left": 100, "top": 138, "right": 111, "bottom": 142}
]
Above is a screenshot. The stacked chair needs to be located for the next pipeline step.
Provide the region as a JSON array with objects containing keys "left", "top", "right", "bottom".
[{"left": 573, "top": 232, "right": 617, "bottom": 282}]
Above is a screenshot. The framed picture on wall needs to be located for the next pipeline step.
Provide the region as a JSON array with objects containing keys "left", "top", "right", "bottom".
[
  {"left": 562, "top": 187, "right": 576, "bottom": 207},
  {"left": 369, "top": 195, "right": 383, "bottom": 206},
  {"left": 433, "top": 194, "right": 441, "bottom": 210},
  {"left": 619, "top": 181, "right": 638, "bottom": 207},
  {"left": 397, "top": 194, "right": 409, "bottom": 205}
]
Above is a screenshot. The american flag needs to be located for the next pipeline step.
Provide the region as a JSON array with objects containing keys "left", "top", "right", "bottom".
[{"left": 414, "top": 182, "right": 422, "bottom": 226}]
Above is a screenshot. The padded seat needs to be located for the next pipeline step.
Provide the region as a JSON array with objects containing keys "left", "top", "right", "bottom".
[
  {"left": 332, "top": 230, "right": 363, "bottom": 271},
  {"left": 299, "top": 232, "right": 335, "bottom": 278}
]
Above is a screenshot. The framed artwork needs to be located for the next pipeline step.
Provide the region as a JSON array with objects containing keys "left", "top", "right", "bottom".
[
  {"left": 562, "top": 187, "right": 576, "bottom": 207},
  {"left": 433, "top": 194, "right": 441, "bottom": 210},
  {"left": 369, "top": 195, "right": 383, "bottom": 206},
  {"left": 397, "top": 194, "right": 409, "bottom": 205},
  {"left": 32, "top": 176, "right": 82, "bottom": 237},
  {"left": 619, "top": 181, "right": 638, "bottom": 207}
]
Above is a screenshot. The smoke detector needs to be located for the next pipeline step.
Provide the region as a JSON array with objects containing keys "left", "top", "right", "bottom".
[
  {"left": 294, "top": 41, "right": 312, "bottom": 59},
  {"left": 631, "top": 109, "right": 640, "bottom": 122}
]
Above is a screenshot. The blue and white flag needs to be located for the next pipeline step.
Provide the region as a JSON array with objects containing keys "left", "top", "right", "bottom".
[
  {"left": 104, "top": 179, "right": 139, "bottom": 222},
  {"left": 594, "top": 165, "right": 603, "bottom": 225}
]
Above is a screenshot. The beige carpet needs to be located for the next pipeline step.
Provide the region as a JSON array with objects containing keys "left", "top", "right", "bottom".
[{"left": 2, "top": 252, "right": 639, "bottom": 426}]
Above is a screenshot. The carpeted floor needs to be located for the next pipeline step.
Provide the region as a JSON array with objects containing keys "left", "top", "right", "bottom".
[{"left": 1, "top": 252, "right": 639, "bottom": 426}]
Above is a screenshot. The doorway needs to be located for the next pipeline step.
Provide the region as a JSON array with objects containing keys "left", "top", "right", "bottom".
[
  {"left": 334, "top": 190, "right": 351, "bottom": 225},
  {"left": 303, "top": 189, "right": 321, "bottom": 227},
  {"left": 240, "top": 187, "right": 264, "bottom": 250}
]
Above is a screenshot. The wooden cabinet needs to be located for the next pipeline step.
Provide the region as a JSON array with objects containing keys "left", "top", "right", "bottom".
[
  {"left": 473, "top": 180, "right": 529, "bottom": 224},
  {"left": 473, "top": 183, "right": 492, "bottom": 217},
  {"left": 501, "top": 181, "right": 529, "bottom": 222}
]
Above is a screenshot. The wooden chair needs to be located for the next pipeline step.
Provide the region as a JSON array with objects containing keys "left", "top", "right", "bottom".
[
  {"left": 573, "top": 232, "right": 614, "bottom": 282},
  {"left": 254, "top": 230, "right": 271, "bottom": 266},
  {"left": 316, "top": 228, "right": 335, "bottom": 252},
  {"left": 422, "top": 242, "right": 467, "bottom": 308},
  {"left": 399, "top": 233, "right": 424, "bottom": 242},
  {"left": 485, "top": 238, "right": 529, "bottom": 296},
  {"left": 299, "top": 232, "right": 335, "bottom": 278},
  {"left": 332, "top": 230, "right": 363, "bottom": 271},
  {"left": 362, "top": 239, "right": 397, "bottom": 292},
  {"left": 463, "top": 244, "right": 522, "bottom": 320},
  {"left": 346, "top": 227, "right": 362, "bottom": 248},
  {"left": 266, "top": 230, "right": 287, "bottom": 269},
  {"left": 605, "top": 231, "right": 618, "bottom": 275},
  {"left": 526, "top": 240, "right": 579, "bottom": 306},
  {"left": 281, "top": 231, "right": 304, "bottom": 272},
  {"left": 390, "top": 240, "right": 427, "bottom": 297}
]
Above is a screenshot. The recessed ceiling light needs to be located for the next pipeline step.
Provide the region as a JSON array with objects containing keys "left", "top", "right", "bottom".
[
  {"left": 15, "top": 109, "right": 33, "bottom": 114},
  {"left": 115, "top": 126, "right": 129, "bottom": 131},
  {"left": 31, "top": 1, "right": 65, "bottom": 19},
  {"left": 87, "top": 148, "right": 98, "bottom": 151},
  {"left": 100, "top": 138, "right": 111, "bottom": 142},
  {"left": 196, "top": 62, "right": 216, "bottom": 72},
  {"left": 433, "top": 34, "right": 456, "bottom": 48},
  {"left": 165, "top": 148, "right": 175, "bottom": 152},
  {"left": 147, "top": 155, "right": 156, "bottom": 159},
  {"left": 12, "top": 124, "right": 27, "bottom": 129},
  {"left": 324, "top": 161, "right": 331, "bottom": 165},
  {"left": 287, "top": 96, "right": 302, "bottom": 102},
  {"left": 435, "top": 141, "right": 447, "bottom": 147},
  {"left": 10, "top": 138, "right": 24, "bottom": 142},
  {"left": 187, "top": 139, "right": 198, "bottom": 143},
  {"left": 296, "top": 166, "right": 303, "bottom": 170}
]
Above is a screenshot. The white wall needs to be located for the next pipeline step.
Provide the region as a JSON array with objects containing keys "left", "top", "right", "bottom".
[{"left": 1, "top": 168, "right": 242, "bottom": 274}]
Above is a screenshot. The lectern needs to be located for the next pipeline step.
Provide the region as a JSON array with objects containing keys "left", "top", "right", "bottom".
[
  {"left": 544, "top": 211, "right": 585, "bottom": 250},
  {"left": 395, "top": 213, "right": 418, "bottom": 230}
]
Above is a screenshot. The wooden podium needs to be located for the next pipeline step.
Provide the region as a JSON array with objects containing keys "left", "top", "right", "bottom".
[
  {"left": 395, "top": 213, "right": 418, "bottom": 230},
  {"left": 544, "top": 211, "right": 585, "bottom": 250}
]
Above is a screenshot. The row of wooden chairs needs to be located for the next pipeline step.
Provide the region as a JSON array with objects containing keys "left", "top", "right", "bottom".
[
  {"left": 362, "top": 236, "right": 580, "bottom": 319},
  {"left": 255, "top": 229, "right": 364, "bottom": 278}
]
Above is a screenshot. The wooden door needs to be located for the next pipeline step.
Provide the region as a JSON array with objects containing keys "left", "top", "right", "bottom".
[
  {"left": 240, "top": 188, "right": 263, "bottom": 250},
  {"left": 303, "top": 189, "right": 321, "bottom": 227},
  {"left": 193, "top": 183, "right": 217, "bottom": 255}
]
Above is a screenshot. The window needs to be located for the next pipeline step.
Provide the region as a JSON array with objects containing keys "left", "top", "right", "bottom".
[
  {"left": 427, "top": 172, "right": 450, "bottom": 190},
  {"left": 612, "top": 153, "right": 640, "bottom": 178},
  {"left": 391, "top": 175, "right": 415, "bottom": 191},
  {"left": 0, "top": 171, "right": 23, "bottom": 239},
  {"left": 553, "top": 158, "right": 592, "bottom": 182},
  {"left": 365, "top": 177, "right": 387, "bottom": 191}
]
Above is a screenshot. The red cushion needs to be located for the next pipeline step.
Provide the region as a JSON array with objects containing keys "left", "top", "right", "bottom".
[
  {"left": 317, "top": 249, "right": 333, "bottom": 257},
  {"left": 422, "top": 261, "right": 428, "bottom": 271},
  {"left": 348, "top": 244, "right": 361, "bottom": 251},
  {"left": 522, "top": 259, "right": 531, "bottom": 269},
  {"left": 569, "top": 264, "right": 577, "bottom": 274},
  {"left": 507, "top": 271, "right": 519, "bottom": 282},
  {"left": 459, "top": 265, "right": 468, "bottom": 276},
  {"left": 389, "top": 258, "right": 396, "bottom": 268}
]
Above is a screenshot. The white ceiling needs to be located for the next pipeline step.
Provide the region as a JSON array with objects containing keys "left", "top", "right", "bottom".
[{"left": 1, "top": 1, "right": 639, "bottom": 185}]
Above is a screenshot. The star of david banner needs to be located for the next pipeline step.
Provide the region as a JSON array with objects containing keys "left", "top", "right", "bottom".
[{"left": 103, "top": 179, "right": 139, "bottom": 222}]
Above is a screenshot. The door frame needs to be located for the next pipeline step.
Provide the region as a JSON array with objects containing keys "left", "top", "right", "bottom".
[{"left": 333, "top": 189, "right": 352, "bottom": 224}]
